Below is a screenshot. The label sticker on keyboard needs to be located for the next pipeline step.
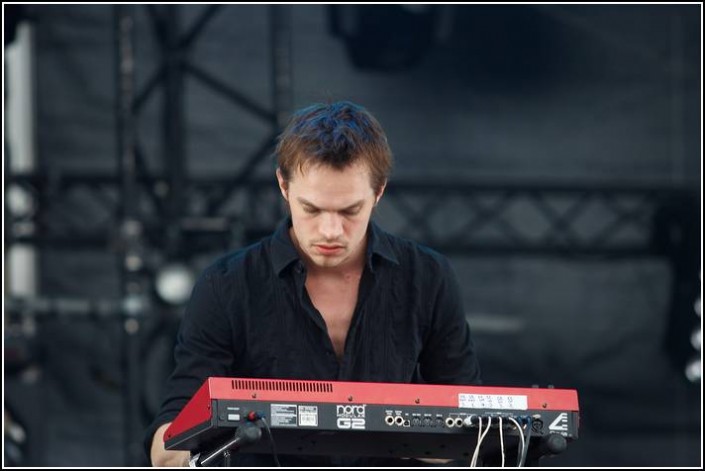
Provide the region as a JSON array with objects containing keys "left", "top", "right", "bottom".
[
  {"left": 270, "top": 404, "right": 298, "bottom": 427},
  {"left": 298, "top": 405, "right": 318, "bottom": 427},
  {"left": 459, "top": 394, "right": 528, "bottom": 410}
]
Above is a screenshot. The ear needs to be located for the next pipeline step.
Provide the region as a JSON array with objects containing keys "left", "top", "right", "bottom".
[
  {"left": 276, "top": 168, "right": 288, "bottom": 201},
  {"left": 374, "top": 180, "right": 387, "bottom": 205}
]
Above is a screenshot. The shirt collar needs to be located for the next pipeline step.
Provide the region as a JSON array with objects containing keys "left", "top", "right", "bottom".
[
  {"left": 366, "top": 219, "right": 400, "bottom": 271},
  {"left": 270, "top": 217, "right": 400, "bottom": 276},
  {"left": 270, "top": 218, "right": 301, "bottom": 276}
]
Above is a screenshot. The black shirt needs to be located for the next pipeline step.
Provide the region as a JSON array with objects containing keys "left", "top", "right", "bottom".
[{"left": 145, "top": 218, "right": 481, "bottom": 466}]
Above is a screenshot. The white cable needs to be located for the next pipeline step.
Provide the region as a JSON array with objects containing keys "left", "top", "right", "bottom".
[
  {"left": 479, "top": 416, "right": 493, "bottom": 464},
  {"left": 470, "top": 416, "right": 493, "bottom": 467},
  {"left": 499, "top": 416, "right": 505, "bottom": 467},
  {"left": 469, "top": 416, "right": 483, "bottom": 467},
  {"left": 506, "top": 417, "right": 526, "bottom": 467}
]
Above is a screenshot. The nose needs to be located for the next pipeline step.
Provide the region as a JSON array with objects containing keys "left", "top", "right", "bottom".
[{"left": 319, "top": 212, "right": 343, "bottom": 241}]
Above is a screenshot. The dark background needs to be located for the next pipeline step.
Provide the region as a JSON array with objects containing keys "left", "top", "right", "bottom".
[{"left": 4, "top": 4, "right": 701, "bottom": 467}]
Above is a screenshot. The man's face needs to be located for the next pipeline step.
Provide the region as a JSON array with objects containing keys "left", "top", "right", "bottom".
[{"left": 277, "top": 161, "right": 384, "bottom": 271}]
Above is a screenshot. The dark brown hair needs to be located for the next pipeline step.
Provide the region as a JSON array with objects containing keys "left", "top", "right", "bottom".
[{"left": 276, "top": 101, "right": 393, "bottom": 194}]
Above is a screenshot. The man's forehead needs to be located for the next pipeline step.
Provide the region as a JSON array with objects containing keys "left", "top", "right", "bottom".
[{"left": 290, "top": 160, "right": 373, "bottom": 185}]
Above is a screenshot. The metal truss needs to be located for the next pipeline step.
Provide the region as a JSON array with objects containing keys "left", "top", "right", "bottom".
[
  {"left": 124, "top": 5, "right": 291, "bottom": 256},
  {"left": 5, "top": 11, "right": 293, "bottom": 463},
  {"left": 380, "top": 181, "right": 699, "bottom": 258},
  {"left": 7, "top": 171, "right": 697, "bottom": 258}
]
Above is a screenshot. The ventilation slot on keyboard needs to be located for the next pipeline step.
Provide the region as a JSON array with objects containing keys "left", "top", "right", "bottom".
[{"left": 231, "top": 379, "right": 334, "bottom": 393}]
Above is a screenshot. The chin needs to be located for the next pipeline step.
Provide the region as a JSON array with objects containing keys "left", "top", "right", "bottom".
[
  {"left": 313, "top": 258, "right": 341, "bottom": 268},
  {"left": 310, "top": 254, "right": 345, "bottom": 268}
]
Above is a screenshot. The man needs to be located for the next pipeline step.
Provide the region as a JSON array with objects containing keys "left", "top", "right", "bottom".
[{"left": 147, "top": 101, "right": 481, "bottom": 466}]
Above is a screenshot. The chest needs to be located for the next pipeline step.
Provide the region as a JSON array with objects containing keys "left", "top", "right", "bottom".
[{"left": 305, "top": 274, "right": 361, "bottom": 358}]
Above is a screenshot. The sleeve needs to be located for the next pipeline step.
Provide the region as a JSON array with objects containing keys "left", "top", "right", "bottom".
[
  {"left": 143, "top": 269, "right": 237, "bottom": 459},
  {"left": 418, "top": 257, "right": 482, "bottom": 385}
]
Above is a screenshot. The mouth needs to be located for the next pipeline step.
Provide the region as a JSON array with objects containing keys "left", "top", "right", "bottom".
[{"left": 314, "top": 244, "right": 344, "bottom": 256}]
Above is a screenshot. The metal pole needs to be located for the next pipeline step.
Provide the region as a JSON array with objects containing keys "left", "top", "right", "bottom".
[
  {"left": 269, "top": 5, "right": 293, "bottom": 130},
  {"left": 115, "top": 6, "right": 146, "bottom": 465},
  {"left": 5, "top": 21, "right": 38, "bottom": 299},
  {"left": 163, "top": 5, "right": 186, "bottom": 256},
  {"left": 268, "top": 5, "right": 293, "bottom": 225}
]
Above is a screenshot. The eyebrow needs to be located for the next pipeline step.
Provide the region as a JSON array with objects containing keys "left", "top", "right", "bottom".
[{"left": 296, "top": 197, "right": 365, "bottom": 212}]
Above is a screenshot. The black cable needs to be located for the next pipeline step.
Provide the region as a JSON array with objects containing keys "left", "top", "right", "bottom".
[{"left": 259, "top": 417, "right": 281, "bottom": 467}]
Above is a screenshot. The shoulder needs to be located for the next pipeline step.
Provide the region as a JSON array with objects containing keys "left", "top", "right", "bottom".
[
  {"left": 200, "top": 237, "right": 272, "bottom": 283},
  {"left": 379, "top": 227, "right": 452, "bottom": 275}
]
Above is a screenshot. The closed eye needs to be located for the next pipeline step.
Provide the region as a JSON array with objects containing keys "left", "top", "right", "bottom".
[
  {"left": 296, "top": 197, "right": 365, "bottom": 216},
  {"left": 341, "top": 207, "right": 361, "bottom": 216}
]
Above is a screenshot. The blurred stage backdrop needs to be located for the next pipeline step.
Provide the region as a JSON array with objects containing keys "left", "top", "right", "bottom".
[{"left": 3, "top": 4, "right": 701, "bottom": 467}]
